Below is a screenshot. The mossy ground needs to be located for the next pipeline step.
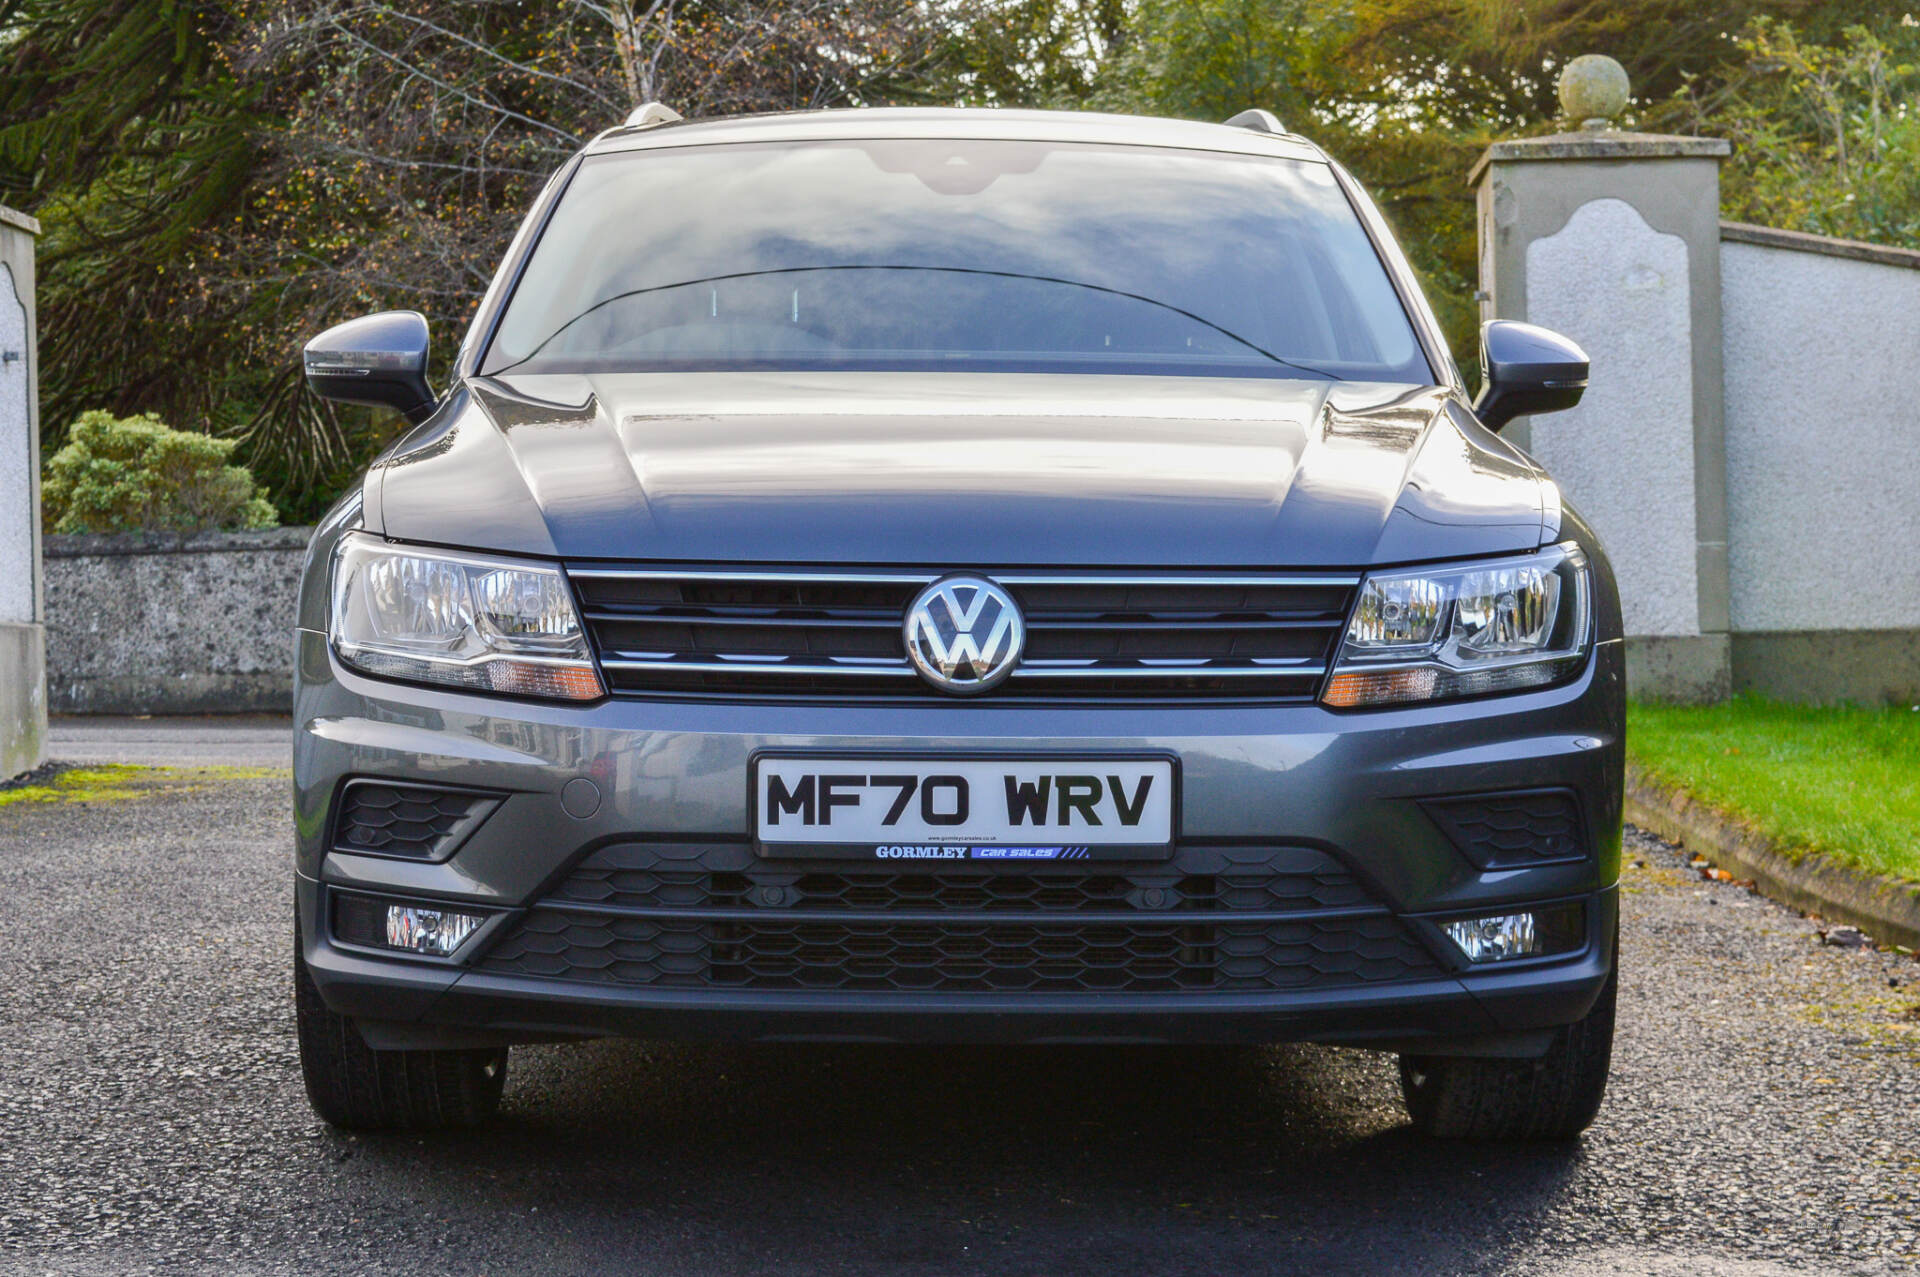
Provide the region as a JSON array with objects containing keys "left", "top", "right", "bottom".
[
  {"left": 0, "top": 764, "right": 148, "bottom": 807},
  {"left": 0, "top": 763, "right": 288, "bottom": 809}
]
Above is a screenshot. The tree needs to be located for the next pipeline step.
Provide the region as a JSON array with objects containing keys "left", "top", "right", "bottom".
[
  {"left": 946, "top": 0, "right": 1917, "bottom": 363},
  {"left": 211, "top": 0, "right": 950, "bottom": 516},
  {"left": 1673, "top": 19, "right": 1920, "bottom": 247},
  {"left": 1095, "top": 0, "right": 1343, "bottom": 123},
  {"left": 0, "top": 0, "right": 264, "bottom": 444},
  {"left": 936, "top": 0, "right": 1126, "bottom": 106}
]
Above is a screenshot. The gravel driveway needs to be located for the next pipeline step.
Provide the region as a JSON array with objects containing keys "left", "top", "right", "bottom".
[{"left": 1, "top": 766, "right": 1915, "bottom": 1275}]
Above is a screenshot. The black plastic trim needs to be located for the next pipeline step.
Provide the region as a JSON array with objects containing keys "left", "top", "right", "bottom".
[{"left": 327, "top": 776, "right": 508, "bottom": 863}]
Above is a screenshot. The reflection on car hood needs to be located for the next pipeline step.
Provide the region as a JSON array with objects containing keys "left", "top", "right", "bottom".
[{"left": 369, "top": 372, "right": 1548, "bottom": 566}]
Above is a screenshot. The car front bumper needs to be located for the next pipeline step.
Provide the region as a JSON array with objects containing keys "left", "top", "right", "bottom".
[{"left": 294, "top": 628, "right": 1625, "bottom": 1053}]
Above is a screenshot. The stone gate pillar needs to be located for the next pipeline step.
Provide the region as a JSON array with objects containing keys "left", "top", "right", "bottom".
[
  {"left": 1, "top": 205, "right": 45, "bottom": 777},
  {"left": 1471, "top": 57, "right": 1732, "bottom": 701}
]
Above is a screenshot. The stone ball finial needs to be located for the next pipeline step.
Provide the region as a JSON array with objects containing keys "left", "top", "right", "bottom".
[{"left": 1558, "top": 54, "right": 1629, "bottom": 130}]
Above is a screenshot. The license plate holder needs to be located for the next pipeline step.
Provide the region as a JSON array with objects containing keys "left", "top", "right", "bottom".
[{"left": 750, "top": 752, "right": 1178, "bottom": 862}]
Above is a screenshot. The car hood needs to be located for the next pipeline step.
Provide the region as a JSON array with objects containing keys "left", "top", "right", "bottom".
[{"left": 369, "top": 372, "right": 1549, "bottom": 567}]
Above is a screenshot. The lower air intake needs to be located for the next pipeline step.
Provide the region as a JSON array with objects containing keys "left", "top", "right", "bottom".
[
  {"left": 1421, "top": 789, "right": 1588, "bottom": 869},
  {"left": 475, "top": 841, "right": 1442, "bottom": 994},
  {"left": 332, "top": 781, "right": 500, "bottom": 861},
  {"left": 480, "top": 911, "right": 1440, "bottom": 993}
]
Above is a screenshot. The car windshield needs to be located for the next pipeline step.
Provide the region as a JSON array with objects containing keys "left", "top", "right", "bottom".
[{"left": 482, "top": 138, "right": 1430, "bottom": 383}]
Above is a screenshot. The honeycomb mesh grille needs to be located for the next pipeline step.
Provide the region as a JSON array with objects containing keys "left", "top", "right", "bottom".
[
  {"left": 480, "top": 913, "right": 1438, "bottom": 993},
  {"left": 477, "top": 842, "right": 1440, "bottom": 994},
  {"left": 333, "top": 783, "right": 496, "bottom": 860},
  {"left": 548, "top": 843, "right": 1374, "bottom": 915},
  {"left": 1421, "top": 789, "right": 1586, "bottom": 868}
]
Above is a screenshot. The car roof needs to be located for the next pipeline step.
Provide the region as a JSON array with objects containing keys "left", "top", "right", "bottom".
[{"left": 584, "top": 106, "right": 1329, "bottom": 164}]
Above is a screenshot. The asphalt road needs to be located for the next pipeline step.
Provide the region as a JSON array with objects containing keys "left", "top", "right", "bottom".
[
  {"left": 45, "top": 716, "right": 293, "bottom": 768},
  {"left": 2, "top": 760, "right": 1916, "bottom": 1275}
]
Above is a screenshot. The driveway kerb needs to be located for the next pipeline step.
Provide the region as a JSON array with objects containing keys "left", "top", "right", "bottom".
[{"left": 1625, "top": 764, "right": 1920, "bottom": 951}]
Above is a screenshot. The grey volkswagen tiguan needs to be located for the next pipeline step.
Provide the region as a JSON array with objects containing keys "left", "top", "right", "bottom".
[{"left": 292, "top": 106, "right": 1622, "bottom": 1140}]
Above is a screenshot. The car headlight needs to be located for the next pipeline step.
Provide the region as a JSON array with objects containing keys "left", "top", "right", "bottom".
[
  {"left": 1322, "top": 542, "right": 1592, "bottom": 708},
  {"left": 329, "top": 534, "right": 604, "bottom": 701}
]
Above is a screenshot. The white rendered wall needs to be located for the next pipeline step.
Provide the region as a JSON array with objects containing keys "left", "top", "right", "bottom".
[
  {"left": 0, "top": 261, "right": 31, "bottom": 625},
  {"left": 1722, "top": 240, "right": 1920, "bottom": 632},
  {"left": 1526, "top": 198, "right": 1700, "bottom": 637}
]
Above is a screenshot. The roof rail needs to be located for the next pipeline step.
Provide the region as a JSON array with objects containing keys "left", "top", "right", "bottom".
[
  {"left": 1223, "top": 108, "right": 1285, "bottom": 135},
  {"left": 623, "top": 101, "right": 683, "bottom": 130}
]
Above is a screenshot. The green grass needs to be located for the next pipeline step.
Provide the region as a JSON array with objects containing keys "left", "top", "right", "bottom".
[{"left": 1629, "top": 696, "right": 1920, "bottom": 884}]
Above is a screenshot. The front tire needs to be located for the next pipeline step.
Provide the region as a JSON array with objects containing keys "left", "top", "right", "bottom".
[
  {"left": 295, "top": 940, "right": 507, "bottom": 1131},
  {"left": 1399, "top": 963, "right": 1616, "bottom": 1141}
]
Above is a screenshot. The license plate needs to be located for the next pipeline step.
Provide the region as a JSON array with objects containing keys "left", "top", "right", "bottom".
[{"left": 752, "top": 755, "right": 1176, "bottom": 861}]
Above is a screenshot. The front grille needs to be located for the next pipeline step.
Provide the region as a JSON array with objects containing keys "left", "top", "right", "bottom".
[
  {"left": 568, "top": 568, "right": 1356, "bottom": 702},
  {"left": 480, "top": 913, "right": 1436, "bottom": 993},
  {"left": 1422, "top": 789, "right": 1587, "bottom": 868},
  {"left": 549, "top": 843, "right": 1373, "bottom": 914},
  {"left": 332, "top": 781, "right": 499, "bottom": 860},
  {"left": 476, "top": 842, "right": 1442, "bottom": 994}
]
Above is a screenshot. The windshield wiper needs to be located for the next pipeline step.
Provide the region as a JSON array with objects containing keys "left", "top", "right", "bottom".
[{"left": 488, "top": 263, "right": 1347, "bottom": 382}]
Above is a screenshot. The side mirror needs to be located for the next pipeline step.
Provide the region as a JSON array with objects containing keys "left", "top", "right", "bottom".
[
  {"left": 1473, "top": 320, "right": 1588, "bottom": 431},
  {"left": 303, "top": 311, "right": 436, "bottom": 425}
]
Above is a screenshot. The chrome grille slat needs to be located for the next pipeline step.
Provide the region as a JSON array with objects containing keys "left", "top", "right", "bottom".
[
  {"left": 569, "top": 568, "right": 937, "bottom": 585},
  {"left": 994, "top": 573, "right": 1362, "bottom": 587},
  {"left": 569, "top": 569, "right": 1362, "bottom": 586},
  {"left": 1011, "top": 663, "right": 1326, "bottom": 678},
  {"left": 1017, "top": 617, "right": 1340, "bottom": 629},
  {"left": 584, "top": 614, "right": 901, "bottom": 628},
  {"left": 600, "top": 658, "right": 920, "bottom": 677},
  {"left": 569, "top": 566, "right": 1355, "bottom": 702}
]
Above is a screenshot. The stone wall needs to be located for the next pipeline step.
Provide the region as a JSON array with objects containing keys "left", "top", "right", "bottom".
[
  {"left": 1719, "top": 224, "right": 1920, "bottom": 702},
  {"left": 44, "top": 527, "right": 312, "bottom": 714}
]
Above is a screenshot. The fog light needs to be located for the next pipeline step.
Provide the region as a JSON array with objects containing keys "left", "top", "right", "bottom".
[
  {"left": 386, "top": 905, "right": 485, "bottom": 955},
  {"left": 1443, "top": 903, "right": 1584, "bottom": 963},
  {"left": 333, "top": 893, "right": 487, "bottom": 957}
]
